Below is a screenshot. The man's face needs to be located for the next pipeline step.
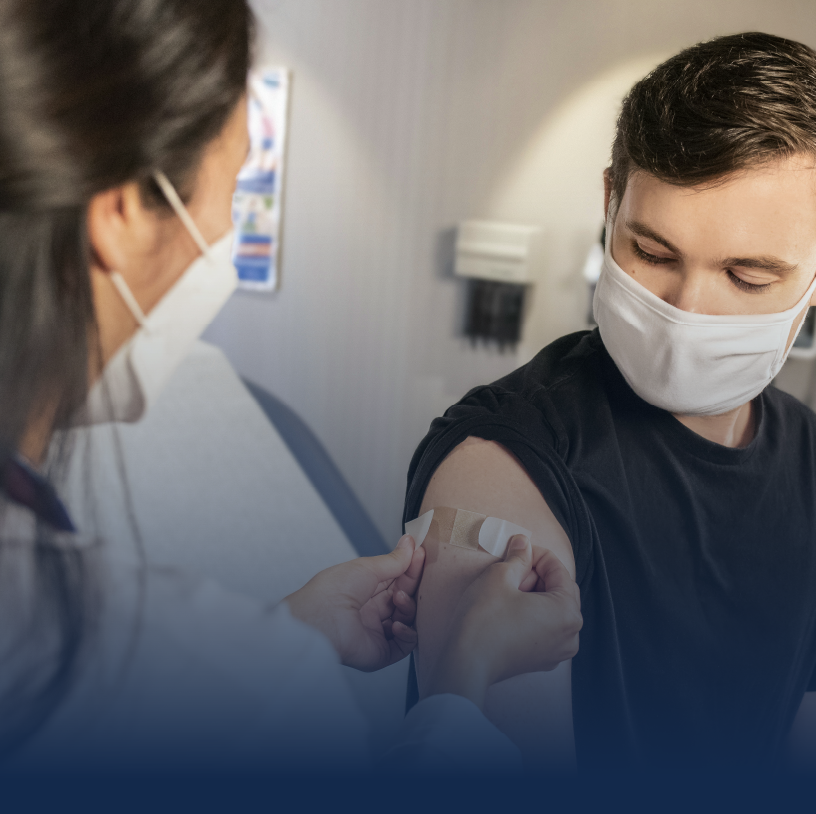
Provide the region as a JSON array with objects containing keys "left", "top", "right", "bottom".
[{"left": 606, "top": 155, "right": 816, "bottom": 349}]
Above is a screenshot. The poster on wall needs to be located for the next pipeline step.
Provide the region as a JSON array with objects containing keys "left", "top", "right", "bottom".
[{"left": 232, "top": 68, "right": 290, "bottom": 291}]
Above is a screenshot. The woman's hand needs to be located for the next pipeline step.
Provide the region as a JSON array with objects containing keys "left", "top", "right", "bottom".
[
  {"left": 425, "top": 535, "right": 582, "bottom": 710},
  {"left": 284, "top": 535, "right": 426, "bottom": 672}
]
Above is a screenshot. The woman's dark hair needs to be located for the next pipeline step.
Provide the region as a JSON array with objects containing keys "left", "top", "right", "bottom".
[
  {"left": 610, "top": 32, "right": 816, "bottom": 205},
  {"left": 0, "top": 0, "right": 252, "bottom": 756}
]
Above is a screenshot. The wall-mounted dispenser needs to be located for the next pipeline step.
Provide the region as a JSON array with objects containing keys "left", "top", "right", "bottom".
[{"left": 455, "top": 220, "right": 540, "bottom": 348}]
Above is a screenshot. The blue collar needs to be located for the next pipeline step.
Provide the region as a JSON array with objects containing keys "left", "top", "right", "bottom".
[{"left": 1, "top": 454, "right": 76, "bottom": 533}]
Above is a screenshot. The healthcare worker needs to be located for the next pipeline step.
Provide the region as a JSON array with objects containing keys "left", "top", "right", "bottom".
[{"left": 0, "top": 0, "right": 581, "bottom": 775}]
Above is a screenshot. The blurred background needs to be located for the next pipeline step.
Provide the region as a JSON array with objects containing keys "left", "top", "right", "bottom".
[{"left": 205, "top": 0, "right": 816, "bottom": 547}]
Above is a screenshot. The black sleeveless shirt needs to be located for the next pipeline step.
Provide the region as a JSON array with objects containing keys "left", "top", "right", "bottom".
[{"left": 404, "top": 329, "right": 816, "bottom": 775}]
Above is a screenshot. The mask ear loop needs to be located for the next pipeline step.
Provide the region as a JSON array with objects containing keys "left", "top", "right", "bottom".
[
  {"left": 782, "top": 275, "right": 816, "bottom": 365},
  {"left": 153, "top": 171, "right": 212, "bottom": 258},
  {"left": 110, "top": 272, "right": 148, "bottom": 328},
  {"left": 107, "top": 171, "right": 214, "bottom": 331}
]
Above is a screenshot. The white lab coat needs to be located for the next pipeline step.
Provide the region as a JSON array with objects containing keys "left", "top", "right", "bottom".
[
  {"left": 2, "top": 342, "right": 519, "bottom": 774},
  {"left": 57, "top": 341, "right": 412, "bottom": 752},
  {"left": 5, "top": 549, "right": 520, "bottom": 775}
]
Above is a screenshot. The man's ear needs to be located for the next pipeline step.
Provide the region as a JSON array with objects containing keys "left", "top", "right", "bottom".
[
  {"left": 87, "top": 183, "right": 152, "bottom": 276},
  {"left": 603, "top": 168, "right": 613, "bottom": 221}
]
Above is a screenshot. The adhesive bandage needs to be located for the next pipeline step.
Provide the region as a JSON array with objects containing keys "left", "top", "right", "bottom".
[{"left": 405, "top": 507, "right": 530, "bottom": 559}]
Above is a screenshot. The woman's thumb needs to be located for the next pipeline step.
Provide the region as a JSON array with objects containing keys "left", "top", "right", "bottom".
[
  {"left": 502, "top": 534, "right": 531, "bottom": 582},
  {"left": 366, "top": 534, "right": 415, "bottom": 581}
]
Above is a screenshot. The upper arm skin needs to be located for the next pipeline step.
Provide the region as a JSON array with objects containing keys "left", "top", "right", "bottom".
[
  {"left": 414, "top": 436, "right": 577, "bottom": 772},
  {"left": 789, "top": 692, "right": 816, "bottom": 772}
]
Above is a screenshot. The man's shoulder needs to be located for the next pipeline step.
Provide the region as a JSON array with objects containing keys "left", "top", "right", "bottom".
[
  {"left": 490, "top": 329, "right": 602, "bottom": 400},
  {"left": 426, "top": 329, "right": 604, "bottom": 451},
  {"left": 405, "top": 332, "right": 601, "bottom": 534}
]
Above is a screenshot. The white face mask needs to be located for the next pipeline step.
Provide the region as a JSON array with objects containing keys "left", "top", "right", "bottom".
[
  {"left": 593, "top": 216, "right": 816, "bottom": 416},
  {"left": 83, "top": 172, "right": 238, "bottom": 424}
]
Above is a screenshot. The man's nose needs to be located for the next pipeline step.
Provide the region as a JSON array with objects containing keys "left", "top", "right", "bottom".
[{"left": 662, "top": 272, "right": 707, "bottom": 314}]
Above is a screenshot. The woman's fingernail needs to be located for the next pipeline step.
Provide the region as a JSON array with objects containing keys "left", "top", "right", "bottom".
[
  {"left": 509, "top": 535, "right": 528, "bottom": 552},
  {"left": 396, "top": 534, "right": 412, "bottom": 550}
]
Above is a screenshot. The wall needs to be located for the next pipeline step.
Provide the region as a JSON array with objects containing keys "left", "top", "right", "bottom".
[{"left": 205, "top": 0, "right": 816, "bottom": 544}]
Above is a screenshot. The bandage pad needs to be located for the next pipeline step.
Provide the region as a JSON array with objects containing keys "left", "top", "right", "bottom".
[{"left": 405, "top": 507, "right": 530, "bottom": 559}]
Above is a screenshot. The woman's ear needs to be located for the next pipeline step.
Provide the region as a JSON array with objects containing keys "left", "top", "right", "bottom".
[
  {"left": 87, "top": 182, "right": 163, "bottom": 372},
  {"left": 87, "top": 182, "right": 154, "bottom": 276}
]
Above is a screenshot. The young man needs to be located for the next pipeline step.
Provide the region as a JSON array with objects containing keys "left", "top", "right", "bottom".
[{"left": 405, "top": 32, "right": 816, "bottom": 776}]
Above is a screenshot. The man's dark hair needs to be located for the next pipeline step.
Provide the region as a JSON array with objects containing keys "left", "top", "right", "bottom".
[{"left": 610, "top": 32, "right": 816, "bottom": 205}]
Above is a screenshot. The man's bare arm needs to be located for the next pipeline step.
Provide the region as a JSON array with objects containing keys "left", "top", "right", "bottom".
[{"left": 414, "top": 436, "right": 577, "bottom": 771}]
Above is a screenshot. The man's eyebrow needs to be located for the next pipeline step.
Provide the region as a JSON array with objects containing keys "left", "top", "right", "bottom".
[
  {"left": 625, "top": 219, "right": 682, "bottom": 255},
  {"left": 717, "top": 255, "right": 799, "bottom": 274},
  {"left": 626, "top": 218, "right": 799, "bottom": 274}
]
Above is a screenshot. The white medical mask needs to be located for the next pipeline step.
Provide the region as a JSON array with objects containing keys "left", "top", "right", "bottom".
[
  {"left": 593, "top": 217, "right": 816, "bottom": 416},
  {"left": 83, "top": 172, "right": 237, "bottom": 424}
]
